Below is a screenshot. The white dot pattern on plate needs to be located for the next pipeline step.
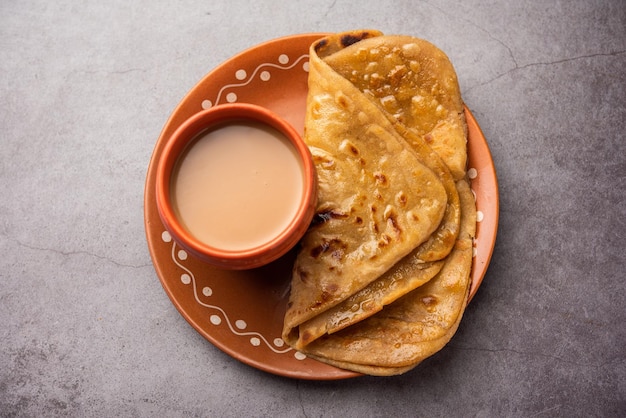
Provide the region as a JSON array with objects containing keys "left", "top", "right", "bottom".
[
  {"left": 226, "top": 92, "right": 237, "bottom": 102},
  {"left": 161, "top": 231, "right": 292, "bottom": 354},
  {"left": 181, "top": 274, "right": 191, "bottom": 285},
  {"left": 294, "top": 352, "right": 307, "bottom": 360},
  {"left": 200, "top": 53, "right": 310, "bottom": 109}
]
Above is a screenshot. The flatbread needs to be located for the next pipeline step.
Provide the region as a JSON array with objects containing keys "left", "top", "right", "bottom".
[
  {"left": 317, "top": 31, "right": 466, "bottom": 262},
  {"left": 293, "top": 259, "right": 444, "bottom": 349},
  {"left": 284, "top": 31, "right": 465, "bottom": 349},
  {"left": 282, "top": 33, "right": 448, "bottom": 345},
  {"left": 301, "top": 179, "right": 477, "bottom": 375},
  {"left": 282, "top": 31, "right": 476, "bottom": 375},
  {"left": 321, "top": 32, "right": 468, "bottom": 180}
]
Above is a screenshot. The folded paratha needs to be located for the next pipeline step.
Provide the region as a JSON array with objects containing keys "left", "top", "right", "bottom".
[
  {"left": 283, "top": 31, "right": 463, "bottom": 348},
  {"left": 315, "top": 31, "right": 466, "bottom": 263},
  {"left": 292, "top": 259, "right": 444, "bottom": 349},
  {"left": 320, "top": 32, "right": 468, "bottom": 180},
  {"left": 282, "top": 33, "right": 449, "bottom": 345},
  {"left": 283, "top": 31, "right": 475, "bottom": 375},
  {"left": 301, "top": 179, "right": 476, "bottom": 376}
]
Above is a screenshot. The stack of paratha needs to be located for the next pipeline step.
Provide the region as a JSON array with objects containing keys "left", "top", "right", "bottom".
[{"left": 282, "top": 30, "right": 476, "bottom": 376}]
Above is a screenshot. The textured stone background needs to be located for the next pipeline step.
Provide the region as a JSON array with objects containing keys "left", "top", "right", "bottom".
[{"left": 1, "top": 0, "right": 624, "bottom": 416}]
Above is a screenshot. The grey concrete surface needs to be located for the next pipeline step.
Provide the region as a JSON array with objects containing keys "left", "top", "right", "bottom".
[{"left": 1, "top": 0, "right": 624, "bottom": 416}]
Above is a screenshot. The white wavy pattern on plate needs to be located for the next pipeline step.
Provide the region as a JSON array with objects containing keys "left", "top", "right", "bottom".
[
  {"left": 162, "top": 230, "right": 294, "bottom": 355},
  {"left": 171, "top": 53, "right": 312, "bottom": 359},
  {"left": 201, "top": 53, "right": 310, "bottom": 109}
]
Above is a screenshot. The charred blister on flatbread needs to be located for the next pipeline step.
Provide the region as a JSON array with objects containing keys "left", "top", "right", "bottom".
[
  {"left": 311, "top": 209, "right": 349, "bottom": 226},
  {"left": 310, "top": 238, "right": 347, "bottom": 260}
]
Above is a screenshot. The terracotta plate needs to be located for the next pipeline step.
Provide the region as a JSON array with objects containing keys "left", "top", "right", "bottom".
[{"left": 144, "top": 33, "right": 499, "bottom": 380}]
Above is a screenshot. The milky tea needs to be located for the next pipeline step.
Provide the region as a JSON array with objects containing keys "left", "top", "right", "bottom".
[{"left": 171, "top": 121, "right": 305, "bottom": 251}]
